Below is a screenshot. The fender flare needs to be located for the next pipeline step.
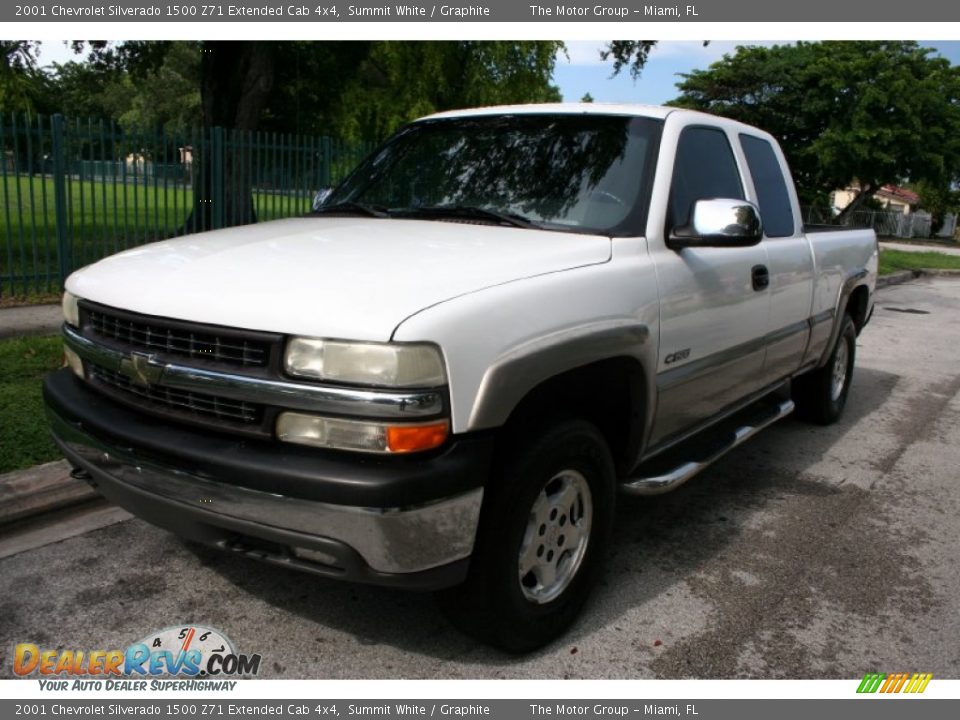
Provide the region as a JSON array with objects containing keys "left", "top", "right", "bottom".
[
  {"left": 467, "top": 322, "right": 652, "bottom": 440},
  {"left": 818, "top": 268, "right": 869, "bottom": 368}
]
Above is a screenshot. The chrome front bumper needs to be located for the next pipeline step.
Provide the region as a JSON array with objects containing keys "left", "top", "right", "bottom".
[{"left": 46, "top": 392, "right": 484, "bottom": 587}]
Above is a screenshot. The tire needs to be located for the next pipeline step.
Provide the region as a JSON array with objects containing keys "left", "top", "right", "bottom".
[
  {"left": 793, "top": 313, "right": 857, "bottom": 425},
  {"left": 438, "top": 418, "right": 616, "bottom": 653}
]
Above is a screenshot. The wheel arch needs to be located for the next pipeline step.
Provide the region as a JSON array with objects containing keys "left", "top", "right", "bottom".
[
  {"left": 818, "top": 269, "right": 871, "bottom": 367},
  {"left": 847, "top": 284, "right": 871, "bottom": 333},
  {"left": 469, "top": 326, "right": 651, "bottom": 476}
]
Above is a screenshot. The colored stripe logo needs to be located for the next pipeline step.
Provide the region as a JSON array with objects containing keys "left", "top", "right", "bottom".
[{"left": 857, "top": 672, "right": 933, "bottom": 694}]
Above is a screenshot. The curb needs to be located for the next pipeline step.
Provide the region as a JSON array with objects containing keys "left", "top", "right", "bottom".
[
  {"left": 0, "top": 459, "right": 98, "bottom": 528},
  {"left": 877, "top": 268, "right": 960, "bottom": 289},
  {"left": 877, "top": 271, "right": 917, "bottom": 288}
]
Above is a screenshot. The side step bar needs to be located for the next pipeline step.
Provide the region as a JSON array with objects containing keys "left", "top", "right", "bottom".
[{"left": 622, "top": 399, "right": 795, "bottom": 496}]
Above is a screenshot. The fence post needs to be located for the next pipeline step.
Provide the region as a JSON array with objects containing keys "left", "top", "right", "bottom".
[
  {"left": 212, "top": 126, "right": 224, "bottom": 229},
  {"left": 320, "top": 136, "right": 331, "bottom": 187},
  {"left": 51, "top": 114, "right": 71, "bottom": 284}
]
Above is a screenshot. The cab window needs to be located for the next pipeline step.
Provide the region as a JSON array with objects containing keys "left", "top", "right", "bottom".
[{"left": 667, "top": 126, "right": 744, "bottom": 232}]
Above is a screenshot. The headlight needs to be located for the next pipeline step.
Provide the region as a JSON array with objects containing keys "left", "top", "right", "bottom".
[
  {"left": 285, "top": 338, "right": 446, "bottom": 387},
  {"left": 62, "top": 291, "right": 80, "bottom": 328}
]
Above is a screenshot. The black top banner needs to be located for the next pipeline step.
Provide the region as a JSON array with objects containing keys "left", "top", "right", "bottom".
[{"left": 5, "top": 0, "right": 960, "bottom": 22}]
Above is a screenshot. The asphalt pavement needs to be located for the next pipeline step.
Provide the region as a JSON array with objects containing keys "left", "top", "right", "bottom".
[{"left": 1, "top": 277, "right": 959, "bottom": 679}]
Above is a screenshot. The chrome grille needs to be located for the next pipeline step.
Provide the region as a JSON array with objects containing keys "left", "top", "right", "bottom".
[
  {"left": 87, "top": 306, "right": 270, "bottom": 368},
  {"left": 90, "top": 365, "right": 263, "bottom": 426}
]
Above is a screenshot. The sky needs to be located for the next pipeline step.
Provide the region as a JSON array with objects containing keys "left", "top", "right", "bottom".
[
  {"left": 553, "top": 40, "right": 960, "bottom": 105},
  {"left": 34, "top": 40, "right": 960, "bottom": 108}
]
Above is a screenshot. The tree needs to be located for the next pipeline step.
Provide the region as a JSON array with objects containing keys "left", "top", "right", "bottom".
[
  {"left": 45, "top": 60, "right": 125, "bottom": 120},
  {"left": 114, "top": 42, "right": 202, "bottom": 133},
  {"left": 669, "top": 41, "right": 960, "bottom": 219},
  {"left": 318, "top": 41, "right": 563, "bottom": 141},
  {"left": 0, "top": 41, "right": 51, "bottom": 113},
  {"left": 600, "top": 41, "right": 658, "bottom": 80}
]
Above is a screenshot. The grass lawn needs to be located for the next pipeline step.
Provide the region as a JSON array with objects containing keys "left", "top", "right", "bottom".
[
  {"left": 0, "top": 335, "right": 63, "bottom": 474},
  {"left": 879, "top": 248, "right": 960, "bottom": 276}
]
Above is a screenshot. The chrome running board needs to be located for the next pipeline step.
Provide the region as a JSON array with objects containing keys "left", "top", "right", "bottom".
[{"left": 622, "top": 399, "right": 795, "bottom": 496}]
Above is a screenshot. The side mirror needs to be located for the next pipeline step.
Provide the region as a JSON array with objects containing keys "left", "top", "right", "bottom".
[
  {"left": 668, "top": 198, "right": 763, "bottom": 250},
  {"left": 312, "top": 188, "right": 333, "bottom": 211}
]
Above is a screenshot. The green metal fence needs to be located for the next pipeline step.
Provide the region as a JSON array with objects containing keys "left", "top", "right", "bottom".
[{"left": 0, "top": 113, "right": 373, "bottom": 299}]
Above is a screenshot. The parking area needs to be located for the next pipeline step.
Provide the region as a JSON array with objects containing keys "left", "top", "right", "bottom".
[{"left": 2, "top": 277, "right": 959, "bottom": 679}]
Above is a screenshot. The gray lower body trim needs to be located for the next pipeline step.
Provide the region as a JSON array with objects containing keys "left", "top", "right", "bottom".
[
  {"left": 810, "top": 309, "right": 835, "bottom": 327},
  {"left": 643, "top": 379, "right": 791, "bottom": 462},
  {"left": 657, "top": 317, "right": 819, "bottom": 394},
  {"left": 800, "top": 308, "right": 835, "bottom": 367},
  {"left": 47, "top": 405, "right": 482, "bottom": 575},
  {"left": 765, "top": 318, "right": 812, "bottom": 346},
  {"left": 647, "top": 309, "right": 835, "bottom": 460},
  {"left": 657, "top": 334, "right": 766, "bottom": 393}
]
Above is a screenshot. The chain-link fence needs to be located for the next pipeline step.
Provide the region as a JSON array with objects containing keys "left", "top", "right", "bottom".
[{"left": 801, "top": 205, "right": 935, "bottom": 239}]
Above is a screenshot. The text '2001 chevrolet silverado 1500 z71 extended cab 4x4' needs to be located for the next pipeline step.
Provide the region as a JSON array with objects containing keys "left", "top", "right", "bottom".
[{"left": 44, "top": 104, "right": 877, "bottom": 652}]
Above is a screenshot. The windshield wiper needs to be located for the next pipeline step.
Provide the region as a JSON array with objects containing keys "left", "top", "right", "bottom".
[
  {"left": 312, "top": 201, "right": 389, "bottom": 218},
  {"left": 392, "top": 205, "right": 540, "bottom": 229}
]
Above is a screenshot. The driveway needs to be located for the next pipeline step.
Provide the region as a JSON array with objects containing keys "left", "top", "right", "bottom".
[{"left": 2, "top": 278, "right": 960, "bottom": 679}]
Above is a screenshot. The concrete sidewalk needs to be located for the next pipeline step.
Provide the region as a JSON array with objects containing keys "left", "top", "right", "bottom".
[
  {"left": 880, "top": 240, "right": 960, "bottom": 256},
  {"left": 0, "top": 302, "right": 61, "bottom": 339}
]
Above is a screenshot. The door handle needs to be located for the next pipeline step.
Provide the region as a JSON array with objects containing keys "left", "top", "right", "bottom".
[{"left": 752, "top": 264, "right": 769, "bottom": 291}]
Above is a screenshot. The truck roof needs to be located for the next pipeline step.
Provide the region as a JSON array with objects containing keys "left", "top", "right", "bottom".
[
  {"left": 417, "top": 103, "right": 776, "bottom": 137},
  {"left": 419, "top": 102, "right": 676, "bottom": 122}
]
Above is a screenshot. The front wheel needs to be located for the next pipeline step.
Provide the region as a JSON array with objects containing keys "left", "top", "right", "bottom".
[
  {"left": 438, "top": 419, "right": 616, "bottom": 653},
  {"left": 793, "top": 313, "right": 857, "bottom": 424}
]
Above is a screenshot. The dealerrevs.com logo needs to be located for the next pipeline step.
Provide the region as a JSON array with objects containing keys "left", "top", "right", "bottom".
[
  {"left": 857, "top": 672, "right": 933, "bottom": 694},
  {"left": 14, "top": 625, "right": 261, "bottom": 690}
]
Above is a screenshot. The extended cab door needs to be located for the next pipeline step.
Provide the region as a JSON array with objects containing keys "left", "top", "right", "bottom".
[
  {"left": 647, "top": 123, "right": 771, "bottom": 448},
  {"left": 737, "top": 132, "right": 816, "bottom": 385}
]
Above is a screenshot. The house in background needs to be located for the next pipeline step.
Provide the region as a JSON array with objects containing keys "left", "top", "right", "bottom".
[
  {"left": 831, "top": 183, "right": 920, "bottom": 215},
  {"left": 830, "top": 183, "right": 936, "bottom": 238}
]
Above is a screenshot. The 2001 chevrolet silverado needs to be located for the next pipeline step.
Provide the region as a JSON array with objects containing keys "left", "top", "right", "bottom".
[{"left": 44, "top": 104, "right": 877, "bottom": 651}]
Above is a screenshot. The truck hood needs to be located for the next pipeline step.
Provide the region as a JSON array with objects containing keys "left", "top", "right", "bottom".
[{"left": 67, "top": 216, "right": 612, "bottom": 341}]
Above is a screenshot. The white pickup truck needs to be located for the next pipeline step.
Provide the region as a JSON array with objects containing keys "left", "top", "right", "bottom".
[{"left": 45, "top": 104, "right": 877, "bottom": 651}]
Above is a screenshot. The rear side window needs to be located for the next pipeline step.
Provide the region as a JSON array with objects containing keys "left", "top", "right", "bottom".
[
  {"left": 668, "top": 126, "right": 744, "bottom": 231},
  {"left": 740, "top": 134, "right": 796, "bottom": 238}
]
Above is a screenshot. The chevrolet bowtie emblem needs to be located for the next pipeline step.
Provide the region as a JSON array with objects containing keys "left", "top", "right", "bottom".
[{"left": 118, "top": 352, "right": 165, "bottom": 387}]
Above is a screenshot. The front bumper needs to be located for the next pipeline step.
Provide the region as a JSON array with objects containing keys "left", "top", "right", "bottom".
[{"left": 43, "top": 369, "right": 492, "bottom": 590}]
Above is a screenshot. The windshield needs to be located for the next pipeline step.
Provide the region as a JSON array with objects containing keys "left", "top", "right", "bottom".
[{"left": 322, "top": 114, "right": 662, "bottom": 235}]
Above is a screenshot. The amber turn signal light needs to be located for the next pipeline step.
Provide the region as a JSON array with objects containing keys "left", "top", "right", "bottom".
[{"left": 386, "top": 421, "right": 450, "bottom": 453}]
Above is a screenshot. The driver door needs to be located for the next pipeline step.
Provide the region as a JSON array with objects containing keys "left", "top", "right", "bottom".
[{"left": 648, "top": 125, "right": 771, "bottom": 448}]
